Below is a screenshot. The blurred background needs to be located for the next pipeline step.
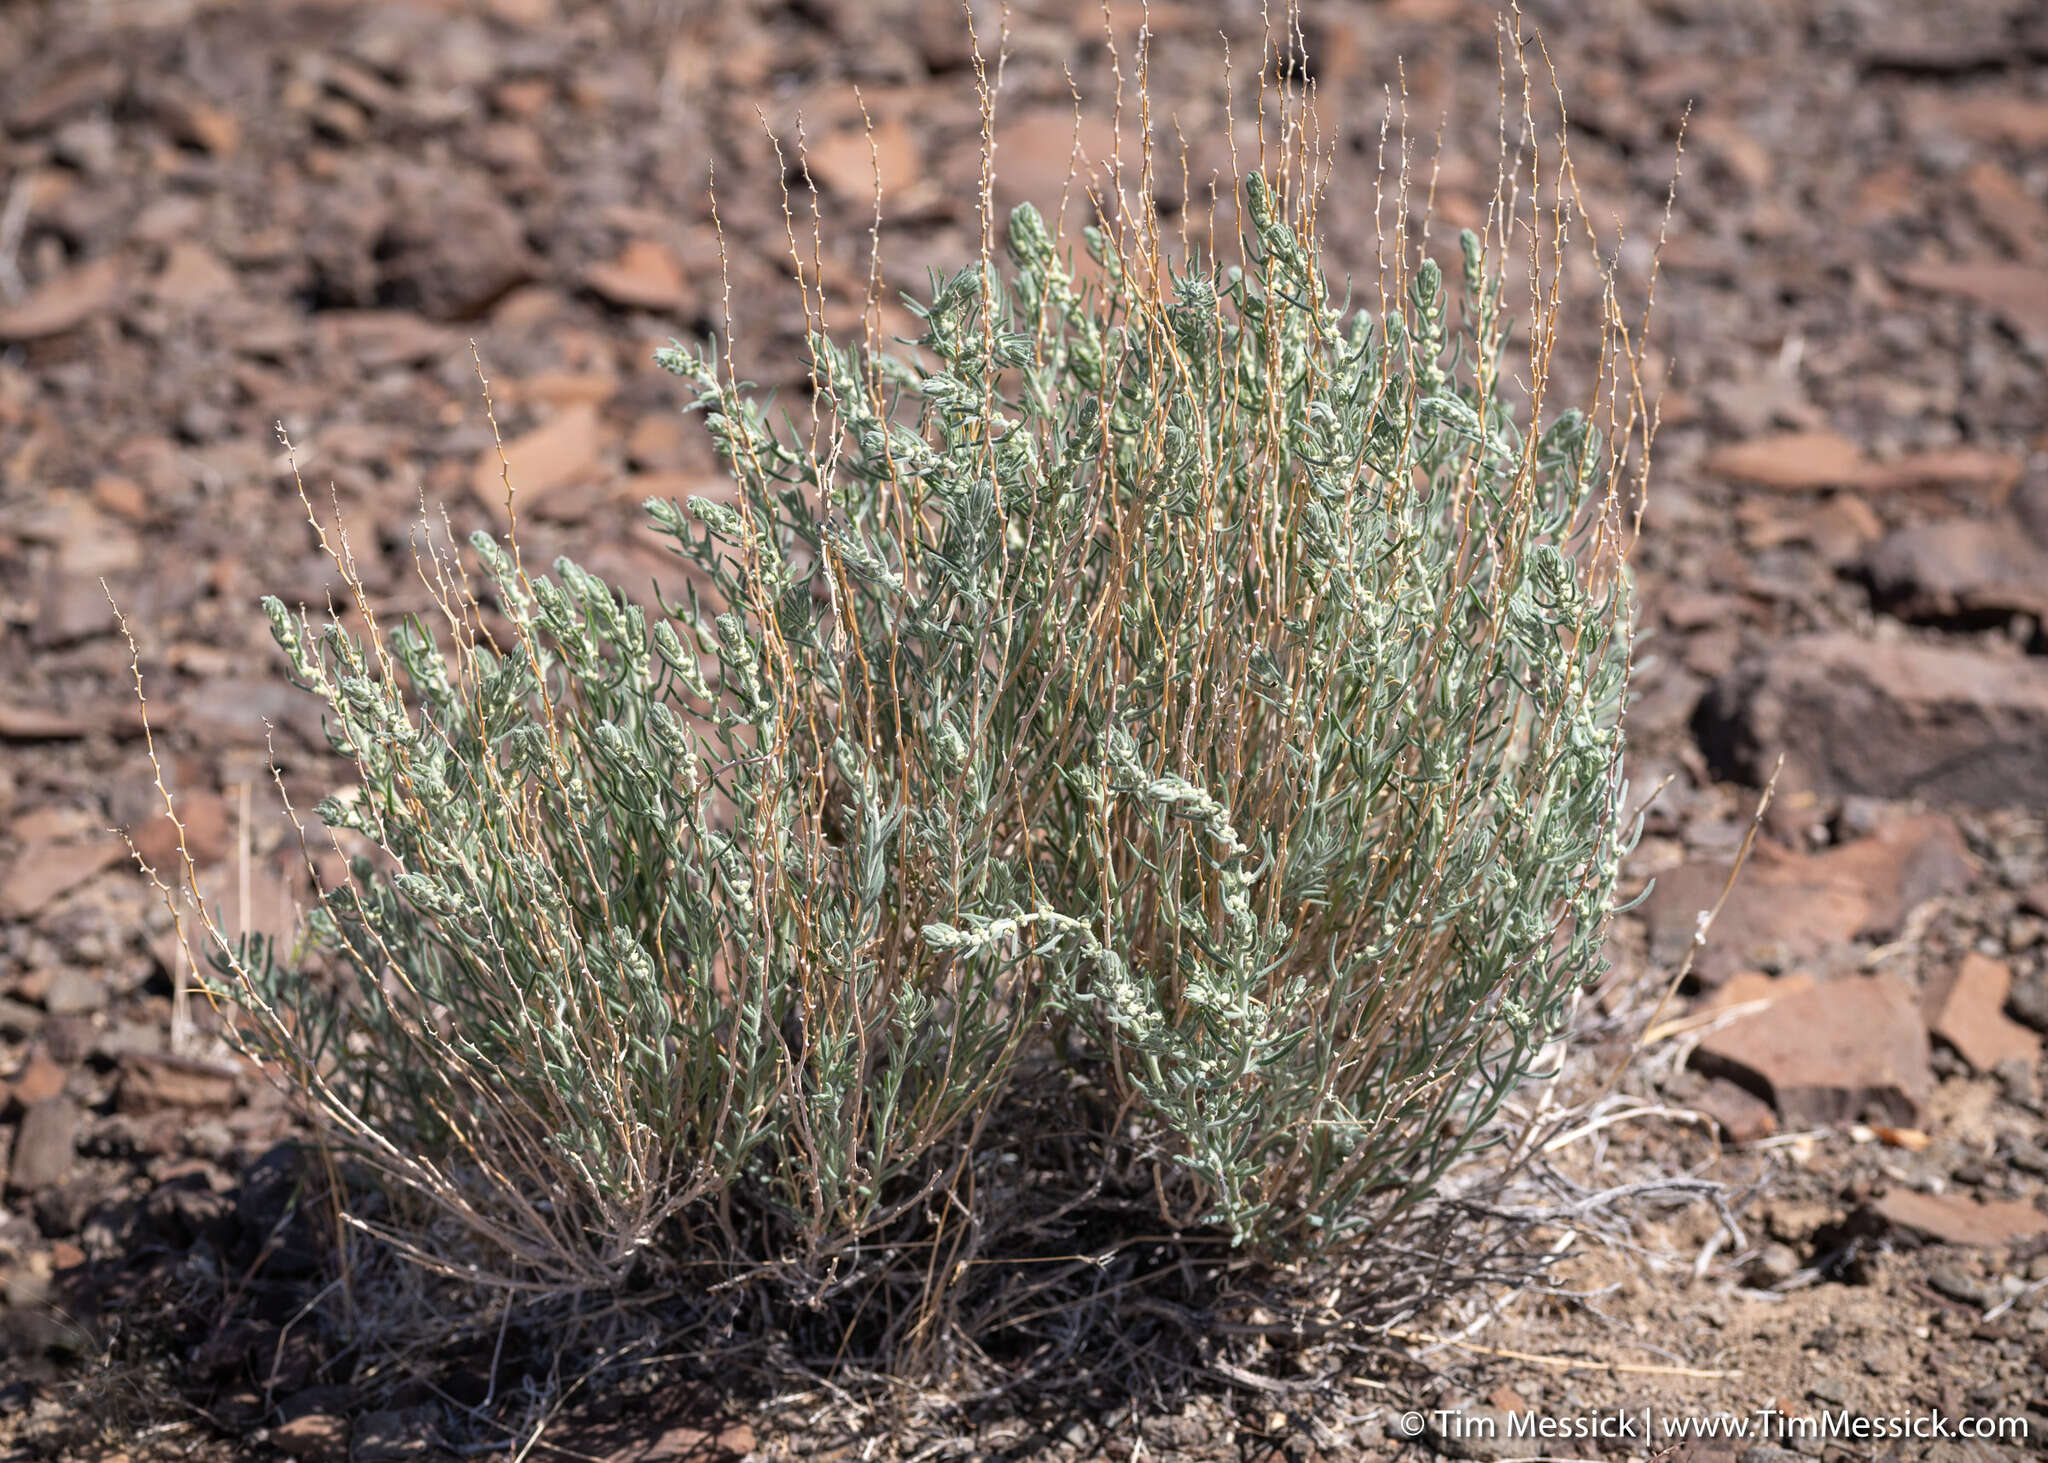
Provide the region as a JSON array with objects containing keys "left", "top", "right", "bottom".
[{"left": 2, "top": 0, "right": 2047, "bottom": 1449}]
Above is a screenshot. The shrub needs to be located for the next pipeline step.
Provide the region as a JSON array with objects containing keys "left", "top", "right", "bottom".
[{"left": 178, "top": 147, "right": 1639, "bottom": 1351}]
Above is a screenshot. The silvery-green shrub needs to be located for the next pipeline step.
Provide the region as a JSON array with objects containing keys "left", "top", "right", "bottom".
[{"left": 210, "top": 169, "right": 1637, "bottom": 1310}]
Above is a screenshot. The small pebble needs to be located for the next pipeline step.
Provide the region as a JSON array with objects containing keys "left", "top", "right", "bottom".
[{"left": 1928, "top": 1262, "right": 1993, "bottom": 1308}]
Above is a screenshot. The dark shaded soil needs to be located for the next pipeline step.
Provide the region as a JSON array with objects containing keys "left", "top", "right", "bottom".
[{"left": 2, "top": 0, "right": 2046, "bottom": 1458}]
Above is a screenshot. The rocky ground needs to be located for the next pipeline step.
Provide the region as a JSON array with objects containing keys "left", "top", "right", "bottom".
[{"left": 2, "top": 0, "right": 2047, "bottom": 1458}]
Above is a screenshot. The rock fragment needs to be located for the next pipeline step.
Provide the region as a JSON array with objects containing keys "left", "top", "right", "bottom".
[
  {"left": 1925, "top": 953, "right": 2043, "bottom": 1073},
  {"left": 1692, "top": 974, "right": 1931, "bottom": 1127},
  {"left": 1693, "top": 1076, "right": 1778, "bottom": 1143},
  {"left": 804, "top": 116, "right": 920, "bottom": 200},
  {"left": 40, "top": 970, "right": 105, "bottom": 1017},
  {"left": 0, "top": 704, "right": 92, "bottom": 740},
  {"left": 470, "top": 402, "right": 606, "bottom": 527},
  {"left": 0, "top": 837, "right": 128, "bottom": 921},
  {"left": 1695, "top": 634, "right": 2048, "bottom": 808},
  {"left": 1641, "top": 815, "right": 1971, "bottom": 984},
  {"left": 0, "top": 257, "right": 124, "bottom": 341},
  {"left": 6, "top": 58, "right": 126, "bottom": 133},
  {"left": 6, "top": 1097, "right": 82, "bottom": 1192},
  {"left": 1896, "top": 261, "right": 2048, "bottom": 344},
  {"left": 1704, "top": 431, "right": 1866, "bottom": 491},
  {"left": 1861, "top": 517, "right": 2048, "bottom": 623},
  {"left": 116, "top": 1052, "right": 241, "bottom": 1114},
  {"left": 1871, "top": 1189, "right": 2048, "bottom": 1248},
  {"left": 581, "top": 239, "right": 693, "bottom": 314}
]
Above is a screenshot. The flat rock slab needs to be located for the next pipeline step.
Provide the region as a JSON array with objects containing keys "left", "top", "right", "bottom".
[
  {"left": 470, "top": 401, "right": 605, "bottom": 529},
  {"left": 581, "top": 238, "right": 694, "bottom": 314},
  {"left": 1925, "top": 952, "right": 2042, "bottom": 1073},
  {"left": 1703, "top": 429, "right": 2021, "bottom": 493},
  {"left": 1696, "top": 632, "right": 2048, "bottom": 808},
  {"left": 1861, "top": 515, "right": 2048, "bottom": 623},
  {"left": 1692, "top": 973, "right": 1931, "bottom": 1128},
  {"left": 0, "top": 837, "right": 128, "bottom": 921},
  {"left": 1641, "top": 814, "right": 1971, "bottom": 984},
  {"left": 115, "top": 1051, "right": 242, "bottom": 1113},
  {"left": 1692, "top": 1075, "right": 1778, "bottom": 1142},
  {"left": 0, "top": 256, "right": 125, "bottom": 341},
  {"left": 40, "top": 969, "right": 106, "bottom": 1017},
  {"left": 6, "top": 1097, "right": 82, "bottom": 1193},
  {"left": 1871, "top": 1189, "right": 2048, "bottom": 1248}
]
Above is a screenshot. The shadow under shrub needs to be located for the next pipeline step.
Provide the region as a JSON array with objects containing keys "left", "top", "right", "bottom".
[{"left": 172, "top": 137, "right": 1648, "bottom": 1385}]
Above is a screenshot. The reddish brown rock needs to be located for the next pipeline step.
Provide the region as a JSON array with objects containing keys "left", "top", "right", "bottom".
[
  {"left": 475, "top": 120, "right": 548, "bottom": 177},
  {"left": 35, "top": 569, "right": 119, "bottom": 649},
  {"left": 471, "top": 403, "right": 607, "bottom": 528},
  {"left": 1691, "top": 973, "right": 1931, "bottom": 1128},
  {"left": 1695, "top": 633, "right": 2048, "bottom": 809},
  {"left": 321, "top": 57, "right": 400, "bottom": 118},
  {"left": 10, "top": 808, "right": 94, "bottom": 847},
  {"left": 1703, "top": 431, "right": 1866, "bottom": 491},
  {"left": 1699, "top": 370, "right": 1818, "bottom": 439},
  {"left": 91, "top": 472, "right": 149, "bottom": 521},
  {"left": 582, "top": 239, "right": 693, "bottom": 315},
  {"left": 1896, "top": 261, "right": 2048, "bottom": 343},
  {"left": 0, "top": 256, "right": 124, "bottom": 341},
  {"left": 1693, "top": 1076, "right": 1778, "bottom": 1143},
  {"left": 178, "top": 677, "right": 327, "bottom": 751},
  {"left": 1907, "top": 93, "right": 2048, "bottom": 149},
  {"left": 508, "top": 371, "right": 617, "bottom": 410},
  {"left": 991, "top": 107, "right": 1124, "bottom": 218},
  {"left": 625, "top": 413, "right": 694, "bottom": 473},
  {"left": 7, "top": 1097, "right": 82, "bottom": 1192},
  {"left": 1871, "top": 1189, "right": 2048, "bottom": 1248},
  {"left": 1690, "top": 113, "right": 1771, "bottom": 191},
  {"left": 117, "top": 1052, "right": 240, "bottom": 1114},
  {"left": 194, "top": 862, "right": 302, "bottom": 950},
  {"left": 6, "top": 58, "right": 126, "bottom": 133},
  {"left": 487, "top": 0, "right": 555, "bottom": 22},
  {"left": 1641, "top": 815, "right": 1971, "bottom": 983},
  {"left": 147, "top": 241, "right": 240, "bottom": 309},
  {"left": 1484, "top": 1384, "right": 1535, "bottom": 1417},
  {"left": 805, "top": 116, "right": 921, "bottom": 200},
  {"left": 2021, "top": 469, "right": 2048, "bottom": 546},
  {"left": 1963, "top": 160, "right": 2048, "bottom": 263},
  {"left": 1865, "top": 447, "right": 2025, "bottom": 493},
  {"left": 906, "top": 0, "right": 975, "bottom": 70},
  {"left": 0, "top": 703, "right": 92, "bottom": 740},
  {"left": 1925, "top": 953, "right": 2042, "bottom": 1074},
  {"left": 1706, "top": 970, "right": 1817, "bottom": 1011},
  {"left": 317, "top": 310, "right": 456, "bottom": 371},
  {"left": 0, "top": 837, "right": 128, "bottom": 921},
  {"left": 1642, "top": 855, "right": 1853, "bottom": 983},
  {"left": 2, "top": 1051, "right": 67, "bottom": 1110},
  {"left": 129, "top": 791, "right": 234, "bottom": 872},
  {"left": 491, "top": 77, "right": 553, "bottom": 118},
  {"left": 1862, "top": 516, "right": 2048, "bottom": 623},
  {"left": 1704, "top": 432, "right": 2022, "bottom": 495},
  {"left": 151, "top": 88, "right": 241, "bottom": 155},
  {"left": 367, "top": 166, "right": 538, "bottom": 320}
]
